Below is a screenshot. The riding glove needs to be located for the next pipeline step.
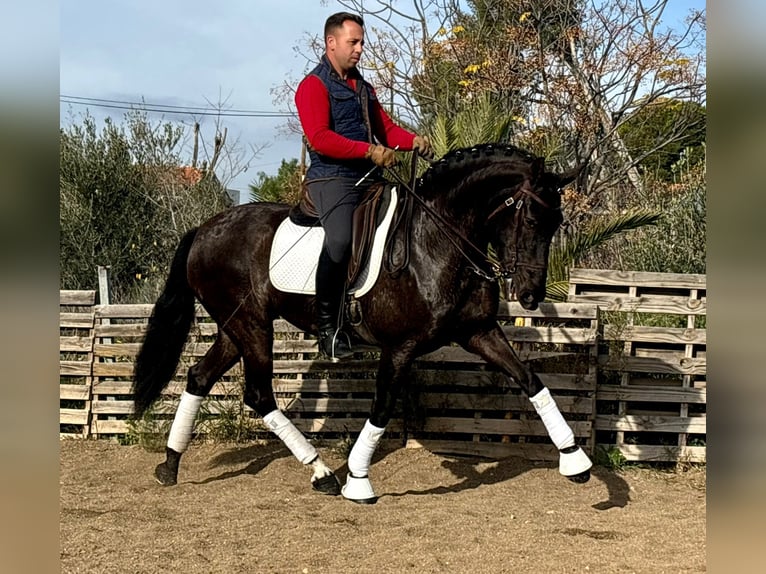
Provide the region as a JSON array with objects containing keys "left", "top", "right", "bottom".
[
  {"left": 365, "top": 144, "right": 398, "bottom": 168},
  {"left": 412, "top": 135, "right": 434, "bottom": 159}
]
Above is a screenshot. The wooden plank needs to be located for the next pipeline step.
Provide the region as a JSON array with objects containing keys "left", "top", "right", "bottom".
[
  {"left": 60, "top": 312, "right": 95, "bottom": 328},
  {"left": 293, "top": 418, "right": 404, "bottom": 434},
  {"left": 60, "top": 384, "right": 90, "bottom": 400},
  {"left": 60, "top": 336, "right": 93, "bottom": 353},
  {"left": 94, "top": 358, "right": 378, "bottom": 376},
  {"left": 406, "top": 439, "right": 560, "bottom": 461},
  {"left": 272, "top": 379, "right": 377, "bottom": 394},
  {"left": 420, "top": 417, "right": 591, "bottom": 437},
  {"left": 271, "top": 359, "right": 382, "bottom": 373},
  {"left": 568, "top": 294, "right": 706, "bottom": 315},
  {"left": 91, "top": 396, "right": 377, "bottom": 416},
  {"left": 95, "top": 322, "right": 213, "bottom": 338},
  {"left": 60, "top": 290, "right": 97, "bottom": 305},
  {"left": 412, "top": 371, "right": 596, "bottom": 391},
  {"left": 92, "top": 401, "right": 136, "bottom": 415},
  {"left": 94, "top": 324, "right": 147, "bottom": 337},
  {"left": 279, "top": 397, "right": 374, "bottom": 413},
  {"left": 420, "top": 393, "right": 593, "bottom": 413},
  {"left": 94, "top": 343, "right": 144, "bottom": 357},
  {"left": 92, "top": 363, "right": 135, "bottom": 377},
  {"left": 90, "top": 419, "right": 130, "bottom": 434},
  {"left": 93, "top": 380, "right": 244, "bottom": 396},
  {"left": 601, "top": 443, "right": 706, "bottom": 463},
  {"left": 417, "top": 346, "right": 590, "bottom": 365},
  {"left": 602, "top": 325, "right": 706, "bottom": 345},
  {"left": 60, "top": 361, "right": 92, "bottom": 376},
  {"left": 596, "top": 384, "right": 706, "bottom": 404},
  {"left": 598, "top": 355, "right": 706, "bottom": 375},
  {"left": 568, "top": 269, "right": 706, "bottom": 290},
  {"left": 60, "top": 409, "right": 89, "bottom": 424},
  {"left": 90, "top": 418, "right": 402, "bottom": 436},
  {"left": 500, "top": 325, "right": 598, "bottom": 345},
  {"left": 498, "top": 301, "right": 598, "bottom": 320},
  {"left": 595, "top": 414, "right": 706, "bottom": 434},
  {"left": 95, "top": 303, "right": 163, "bottom": 318},
  {"left": 92, "top": 379, "right": 375, "bottom": 397}
]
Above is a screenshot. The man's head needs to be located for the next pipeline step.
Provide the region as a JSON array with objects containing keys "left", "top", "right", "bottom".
[{"left": 324, "top": 12, "right": 365, "bottom": 77}]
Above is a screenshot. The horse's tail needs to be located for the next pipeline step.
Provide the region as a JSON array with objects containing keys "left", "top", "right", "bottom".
[{"left": 132, "top": 228, "right": 199, "bottom": 419}]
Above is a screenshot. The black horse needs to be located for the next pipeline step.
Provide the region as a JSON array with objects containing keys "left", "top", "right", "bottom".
[{"left": 132, "top": 143, "right": 592, "bottom": 503}]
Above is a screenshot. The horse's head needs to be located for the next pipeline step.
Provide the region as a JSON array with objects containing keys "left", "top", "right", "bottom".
[
  {"left": 486, "top": 156, "right": 577, "bottom": 310},
  {"left": 417, "top": 144, "right": 578, "bottom": 310}
]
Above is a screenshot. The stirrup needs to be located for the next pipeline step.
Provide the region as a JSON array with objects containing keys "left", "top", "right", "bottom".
[{"left": 319, "top": 329, "right": 354, "bottom": 362}]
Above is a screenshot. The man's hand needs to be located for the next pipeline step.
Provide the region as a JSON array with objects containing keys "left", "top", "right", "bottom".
[
  {"left": 412, "top": 135, "right": 433, "bottom": 159},
  {"left": 365, "top": 144, "right": 398, "bottom": 168}
]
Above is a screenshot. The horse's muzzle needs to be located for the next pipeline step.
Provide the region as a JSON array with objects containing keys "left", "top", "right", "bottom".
[{"left": 518, "top": 291, "right": 539, "bottom": 311}]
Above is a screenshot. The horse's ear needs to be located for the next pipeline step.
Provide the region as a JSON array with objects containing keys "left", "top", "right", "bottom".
[{"left": 531, "top": 157, "right": 546, "bottom": 180}]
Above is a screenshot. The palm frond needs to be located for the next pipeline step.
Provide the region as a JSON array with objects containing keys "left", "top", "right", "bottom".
[
  {"left": 545, "top": 281, "right": 570, "bottom": 302},
  {"left": 548, "top": 210, "right": 662, "bottom": 287},
  {"left": 430, "top": 115, "right": 458, "bottom": 156}
]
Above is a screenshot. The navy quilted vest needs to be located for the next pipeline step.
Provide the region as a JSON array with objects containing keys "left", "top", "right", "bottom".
[{"left": 305, "top": 55, "right": 377, "bottom": 180}]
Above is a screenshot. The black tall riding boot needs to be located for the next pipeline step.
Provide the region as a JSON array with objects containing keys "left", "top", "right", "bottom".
[{"left": 315, "top": 248, "right": 354, "bottom": 361}]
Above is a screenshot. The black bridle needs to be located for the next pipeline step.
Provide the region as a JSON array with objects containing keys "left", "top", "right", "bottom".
[{"left": 384, "top": 153, "right": 559, "bottom": 283}]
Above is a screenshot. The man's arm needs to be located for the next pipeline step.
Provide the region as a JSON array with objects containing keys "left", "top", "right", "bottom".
[
  {"left": 295, "top": 75, "right": 371, "bottom": 159},
  {"left": 369, "top": 97, "right": 417, "bottom": 151}
]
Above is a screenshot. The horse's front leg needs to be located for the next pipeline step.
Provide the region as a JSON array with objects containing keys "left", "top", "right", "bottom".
[
  {"left": 342, "top": 345, "right": 414, "bottom": 504},
  {"left": 459, "top": 325, "right": 592, "bottom": 483}
]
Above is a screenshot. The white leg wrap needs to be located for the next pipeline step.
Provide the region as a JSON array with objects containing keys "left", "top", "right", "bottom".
[
  {"left": 167, "top": 392, "right": 204, "bottom": 453},
  {"left": 347, "top": 419, "right": 386, "bottom": 477},
  {"left": 529, "top": 387, "right": 575, "bottom": 451},
  {"left": 263, "top": 410, "right": 318, "bottom": 465}
]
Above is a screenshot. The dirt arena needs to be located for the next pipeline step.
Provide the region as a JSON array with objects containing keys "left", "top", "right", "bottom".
[{"left": 60, "top": 440, "right": 705, "bottom": 573}]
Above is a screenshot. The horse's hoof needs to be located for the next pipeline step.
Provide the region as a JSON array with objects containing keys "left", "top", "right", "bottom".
[
  {"left": 346, "top": 495, "right": 378, "bottom": 505},
  {"left": 312, "top": 473, "right": 342, "bottom": 496},
  {"left": 341, "top": 474, "right": 378, "bottom": 504},
  {"left": 559, "top": 446, "right": 593, "bottom": 479},
  {"left": 154, "top": 462, "right": 178, "bottom": 486},
  {"left": 567, "top": 470, "right": 591, "bottom": 484}
]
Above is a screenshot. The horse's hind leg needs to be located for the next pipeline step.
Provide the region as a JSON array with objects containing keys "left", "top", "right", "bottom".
[
  {"left": 240, "top": 328, "right": 341, "bottom": 495},
  {"left": 155, "top": 331, "right": 240, "bottom": 486},
  {"left": 459, "top": 325, "right": 592, "bottom": 483}
]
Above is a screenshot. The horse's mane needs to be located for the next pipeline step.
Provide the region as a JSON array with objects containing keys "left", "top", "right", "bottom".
[{"left": 417, "top": 143, "right": 540, "bottom": 199}]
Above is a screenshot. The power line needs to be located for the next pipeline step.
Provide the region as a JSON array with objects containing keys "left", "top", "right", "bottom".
[{"left": 60, "top": 94, "right": 295, "bottom": 118}]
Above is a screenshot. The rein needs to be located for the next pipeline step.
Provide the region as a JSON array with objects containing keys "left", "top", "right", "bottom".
[{"left": 384, "top": 163, "right": 501, "bottom": 280}]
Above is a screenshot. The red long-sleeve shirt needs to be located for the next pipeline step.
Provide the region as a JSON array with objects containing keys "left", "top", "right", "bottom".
[{"left": 295, "top": 74, "right": 416, "bottom": 159}]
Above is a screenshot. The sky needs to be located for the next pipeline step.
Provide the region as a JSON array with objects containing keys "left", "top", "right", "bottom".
[{"left": 59, "top": 0, "right": 705, "bottom": 203}]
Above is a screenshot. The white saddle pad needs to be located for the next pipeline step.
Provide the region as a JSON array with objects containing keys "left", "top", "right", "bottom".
[{"left": 269, "top": 187, "right": 398, "bottom": 298}]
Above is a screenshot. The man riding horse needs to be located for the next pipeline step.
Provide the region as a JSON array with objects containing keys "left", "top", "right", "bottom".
[{"left": 294, "top": 11, "right": 433, "bottom": 361}]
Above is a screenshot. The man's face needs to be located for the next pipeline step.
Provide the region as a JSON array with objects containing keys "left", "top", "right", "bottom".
[{"left": 327, "top": 20, "right": 364, "bottom": 76}]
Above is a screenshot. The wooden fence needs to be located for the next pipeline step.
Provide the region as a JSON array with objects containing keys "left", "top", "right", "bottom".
[
  {"left": 568, "top": 268, "right": 706, "bottom": 463},
  {"left": 60, "top": 268, "right": 706, "bottom": 464}
]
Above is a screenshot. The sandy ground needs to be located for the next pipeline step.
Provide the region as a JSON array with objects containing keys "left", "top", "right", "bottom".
[{"left": 60, "top": 440, "right": 705, "bottom": 574}]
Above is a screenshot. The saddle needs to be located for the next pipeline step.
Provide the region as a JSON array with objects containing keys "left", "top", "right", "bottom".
[{"left": 289, "top": 182, "right": 392, "bottom": 286}]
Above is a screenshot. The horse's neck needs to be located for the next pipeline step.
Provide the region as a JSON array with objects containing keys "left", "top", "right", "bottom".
[{"left": 411, "top": 194, "right": 488, "bottom": 261}]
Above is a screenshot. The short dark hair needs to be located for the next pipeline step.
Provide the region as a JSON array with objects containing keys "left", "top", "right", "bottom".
[{"left": 324, "top": 12, "right": 364, "bottom": 39}]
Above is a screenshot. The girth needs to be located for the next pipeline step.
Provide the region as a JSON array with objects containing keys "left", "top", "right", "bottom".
[{"left": 289, "top": 182, "right": 392, "bottom": 286}]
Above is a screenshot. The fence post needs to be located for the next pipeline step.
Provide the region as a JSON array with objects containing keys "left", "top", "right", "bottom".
[{"left": 95, "top": 266, "right": 114, "bottom": 437}]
